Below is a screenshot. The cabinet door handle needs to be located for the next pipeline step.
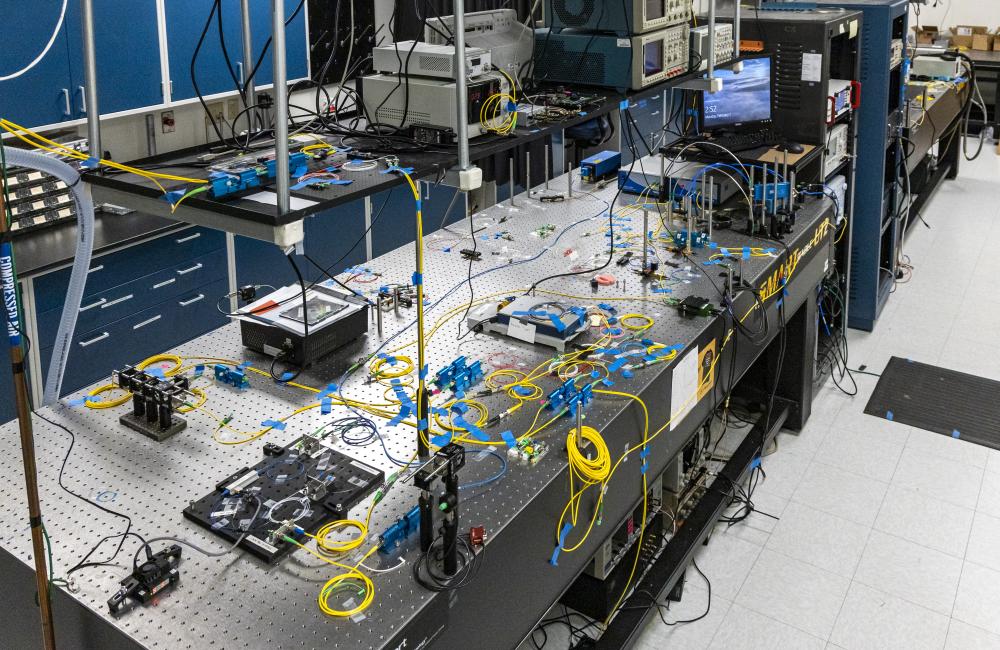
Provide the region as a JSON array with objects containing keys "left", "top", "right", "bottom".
[
  {"left": 176, "top": 262, "right": 203, "bottom": 276},
  {"left": 79, "top": 332, "right": 110, "bottom": 347},
  {"left": 175, "top": 232, "right": 202, "bottom": 244},
  {"left": 79, "top": 298, "right": 107, "bottom": 312},
  {"left": 61, "top": 89, "right": 71, "bottom": 117},
  {"left": 178, "top": 293, "right": 205, "bottom": 307},
  {"left": 88, "top": 264, "right": 104, "bottom": 274},
  {"left": 78, "top": 86, "right": 87, "bottom": 114},
  {"left": 152, "top": 278, "right": 176, "bottom": 289},
  {"left": 132, "top": 315, "right": 161, "bottom": 330},
  {"left": 101, "top": 293, "right": 134, "bottom": 308}
]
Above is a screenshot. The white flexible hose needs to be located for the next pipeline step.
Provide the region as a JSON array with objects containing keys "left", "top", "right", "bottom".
[
  {"left": 0, "top": 0, "right": 68, "bottom": 81},
  {"left": 3, "top": 147, "right": 94, "bottom": 404}
]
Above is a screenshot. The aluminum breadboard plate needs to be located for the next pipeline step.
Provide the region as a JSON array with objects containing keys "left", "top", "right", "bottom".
[{"left": 0, "top": 168, "right": 833, "bottom": 649}]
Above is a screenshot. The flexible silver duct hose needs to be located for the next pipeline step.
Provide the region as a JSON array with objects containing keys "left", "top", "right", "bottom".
[{"left": 4, "top": 148, "right": 95, "bottom": 404}]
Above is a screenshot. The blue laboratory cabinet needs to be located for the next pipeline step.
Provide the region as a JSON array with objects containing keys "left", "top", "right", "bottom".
[{"left": 164, "top": 0, "right": 308, "bottom": 101}]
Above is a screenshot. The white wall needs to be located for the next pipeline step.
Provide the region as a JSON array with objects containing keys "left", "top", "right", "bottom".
[{"left": 910, "top": 0, "right": 1000, "bottom": 30}]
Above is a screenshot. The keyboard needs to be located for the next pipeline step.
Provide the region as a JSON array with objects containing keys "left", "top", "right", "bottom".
[{"left": 701, "top": 129, "right": 781, "bottom": 153}]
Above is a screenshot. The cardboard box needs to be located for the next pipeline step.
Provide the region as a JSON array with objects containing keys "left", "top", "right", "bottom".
[
  {"left": 972, "top": 31, "right": 995, "bottom": 51},
  {"left": 952, "top": 25, "right": 989, "bottom": 49},
  {"left": 994, "top": 34, "right": 1000, "bottom": 51},
  {"left": 914, "top": 25, "right": 940, "bottom": 45}
]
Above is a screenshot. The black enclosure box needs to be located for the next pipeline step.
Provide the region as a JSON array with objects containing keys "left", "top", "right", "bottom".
[{"left": 738, "top": 8, "right": 862, "bottom": 145}]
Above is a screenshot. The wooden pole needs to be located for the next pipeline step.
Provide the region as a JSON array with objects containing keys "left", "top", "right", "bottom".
[{"left": 0, "top": 162, "right": 57, "bottom": 649}]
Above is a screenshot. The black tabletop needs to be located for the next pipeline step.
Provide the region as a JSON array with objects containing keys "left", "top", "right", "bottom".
[{"left": 11, "top": 211, "right": 184, "bottom": 278}]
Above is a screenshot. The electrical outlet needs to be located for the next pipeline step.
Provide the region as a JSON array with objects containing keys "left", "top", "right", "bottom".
[
  {"left": 161, "top": 110, "right": 175, "bottom": 134},
  {"left": 206, "top": 101, "right": 225, "bottom": 122}
]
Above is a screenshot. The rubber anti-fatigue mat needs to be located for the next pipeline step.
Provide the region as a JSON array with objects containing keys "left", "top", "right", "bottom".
[{"left": 864, "top": 356, "right": 1000, "bottom": 451}]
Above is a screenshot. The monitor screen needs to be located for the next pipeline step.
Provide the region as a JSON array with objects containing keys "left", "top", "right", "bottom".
[
  {"left": 645, "top": 0, "right": 665, "bottom": 21},
  {"left": 701, "top": 57, "right": 772, "bottom": 130},
  {"left": 643, "top": 40, "right": 663, "bottom": 77}
]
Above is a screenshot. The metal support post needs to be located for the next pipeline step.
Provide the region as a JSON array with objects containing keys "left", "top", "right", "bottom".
[
  {"left": 1, "top": 176, "right": 56, "bottom": 649},
  {"left": 81, "top": 0, "right": 101, "bottom": 159},
  {"left": 454, "top": 0, "right": 470, "bottom": 171},
  {"left": 642, "top": 208, "right": 649, "bottom": 271},
  {"left": 707, "top": 177, "right": 714, "bottom": 240},
  {"left": 526, "top": 150, "right": 531, "bottom": 195},
  {"left": 782, "top": 150, "right": 789, "bottom": 213},
  {"left": 509, "top": 159, "right": 516, "bottom": 207},
  {"left": 544, "top": 144, "right": 550, "bottom": 190},
  {"left": 240, "top": 0, "right": 255, "bottom": 135},
  {"left": 271, "top": 0, "right": 290, "bottom": 214},
  {"left": 566, "top": 163, "right": 573, "bottom": 198},
  {"left": 733, "top": 0, "right": 741, "bottom": 61},
  {"left": 707, "top": 0, "right": 717, "bottom": 79},
  {"left": 685, "top": 195, "right": 694, "bottom": 256}
]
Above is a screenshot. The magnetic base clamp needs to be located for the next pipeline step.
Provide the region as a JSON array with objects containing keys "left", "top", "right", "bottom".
[{"left": 119, "top": 412, "right": 187, "bottom": 442}]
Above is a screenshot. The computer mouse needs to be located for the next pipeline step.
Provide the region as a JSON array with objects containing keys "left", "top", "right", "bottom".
[{"left": 781, "top": 141, "right": 805, "bottom": 154}]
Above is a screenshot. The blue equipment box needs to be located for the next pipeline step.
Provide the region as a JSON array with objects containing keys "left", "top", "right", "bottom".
[{"left": 581, "top": 151, "right": 622, "bottom": 183}]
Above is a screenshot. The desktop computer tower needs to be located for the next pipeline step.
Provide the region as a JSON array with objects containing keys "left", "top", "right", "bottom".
[{"left": 738, "top": 8, "right": 862, "bottom": 145}]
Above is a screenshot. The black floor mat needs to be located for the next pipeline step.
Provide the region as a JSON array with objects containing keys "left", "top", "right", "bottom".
[{"left": 864, "top": 356, "right": 1000, "bottom": 451}]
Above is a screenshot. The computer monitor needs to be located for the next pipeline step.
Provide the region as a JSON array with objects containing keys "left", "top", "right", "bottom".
[{"left": 701, "top": 56, "right": 773, "bottom": 132}]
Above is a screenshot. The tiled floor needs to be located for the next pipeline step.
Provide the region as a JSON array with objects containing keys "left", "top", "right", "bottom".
[
  {"left": 523, "top": 144, "right": 1000, "bottom": 649},
  {"left": 633, "top": 144, "right": 1000, "bottom": 649}
]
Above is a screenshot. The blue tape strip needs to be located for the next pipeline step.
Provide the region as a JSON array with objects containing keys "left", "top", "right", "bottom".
[
  {"left": 886, "top": 410, "right": 893, "bottom": 421},
  {"left": 619, "top": 99, "right": 629, "bottom": 110},
  {"left": 262, "top": 420, "right": 287, "bottom": 431},
  {"left": 622, "top": 369, "right": 634, "bottom": 378},
  {"left": 321, "top": 398, "right": 332, "bottom": 414},
  {"left": 417, "top": 418, "right": 429, "bottom": 432},
  {"left": 952, "top": 429, "right": 961, "bottom": 439},
  {"left": 548, "top": 314, "right": 567, "bottom": 332},
  {"left": 551, "top": 522, "right": 575, "bottom": 566},
  {"left": 512, "top": 385, "right": 534, "bottom": 397},
  {"left": 68, "top": 397, "right": 87, "bottom": 407},
  {"left": 279, "top": 372, "right": 295, "bottom": 382},
  {"left": 431, "top": 433, "right": 452, "bottom": 447},
  {"left": 291, "top": 177, "right": 335, "bottom": 190},
  {"left": 640, "top": 462, "right": 648, "bottom": 474},
  {"left": 639, "top": 448, "right": 650, "bottom": 459},
  {"left": 389, "top": 404, "right": 413, "bottom": 426},
  {"left": 609, "top": 358, "right": 629, "bottom": 373},
  {"left": 602, "top": 378, "right": 614, "bottom": 386},
  {"left": 750, "top": 456, "right": 762, "bottom": 469},
  {"left": 500, "top": 430, "right": 517, "bottom": 448},
  {"left": 162, "top": 190, "right": 186, "bottom": 205},
  {"left": 454, "top": 414, "right": 489, "bottom": 442},
  {"left": 147, "top": 367, "right": 165, "bottom": 379},
  {"left": 412, "top": 272, "right": 423, "bottom": 286},
  {"left": 292, "top": 164, "right": 308, "bottom": 178}
]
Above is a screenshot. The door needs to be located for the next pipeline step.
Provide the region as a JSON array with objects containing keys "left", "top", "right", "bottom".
[
  {"left": 0, "top": 0, "right": 74, "bottom": 127},
  {"left": 64, "top": 0, "right": 165, "bottom": 117}
]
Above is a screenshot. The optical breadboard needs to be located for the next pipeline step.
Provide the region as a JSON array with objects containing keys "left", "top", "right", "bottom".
[
  {"left": 361, "top": 72, "right": 508, "bottom": 136},
  {"left": 533, "top": 25, "right": 689, "bottom": 90},
  {"left": 545, "top": 0, "right": 692, "bottom": 35},
  {"left": 372, "top": 41, "right": 492, "bottom": 79}
]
